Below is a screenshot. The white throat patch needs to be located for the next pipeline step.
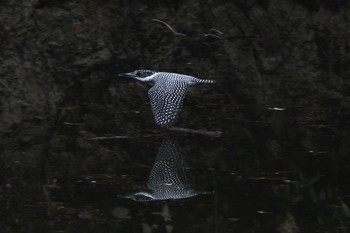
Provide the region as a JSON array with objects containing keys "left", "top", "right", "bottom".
[{"left": 135, "top": 73, "right": 158, "bottom": 82}]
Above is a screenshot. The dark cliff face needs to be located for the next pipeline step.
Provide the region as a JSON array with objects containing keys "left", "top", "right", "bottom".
[
  {"left": 1, "top": 0, "right": 350, "bottom": 232},
  {"left": 1, "top": 0, "right": 349, "bottom": 140}
]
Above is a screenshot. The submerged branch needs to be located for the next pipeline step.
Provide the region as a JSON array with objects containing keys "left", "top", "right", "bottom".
[
  {"left": 167, "top": 127, "right": 222, "bottom": 137},
  {"left": 89, "top": 133, "right": 166, "bottom": 140},
  {"left": 89, "top": 127, "right": 222, "bottom": 140}
]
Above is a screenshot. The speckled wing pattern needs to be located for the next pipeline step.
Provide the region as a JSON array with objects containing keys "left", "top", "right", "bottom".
[
  {"left": 148, "top": 78, "right": 188, "bottom": 127},
  {"left": 147, "top": 137, "right": 192, "bottom": 200}
]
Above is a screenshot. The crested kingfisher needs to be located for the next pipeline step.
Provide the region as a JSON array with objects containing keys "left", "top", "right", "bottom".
[
  {"left": 119, "top": 69, "right": 215, "bottom": 127},
  {"left": 120, "top": 137, "right": 212, "bottom": 201}
]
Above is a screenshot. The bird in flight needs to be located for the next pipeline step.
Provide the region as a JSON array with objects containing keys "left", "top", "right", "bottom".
[{"left": 119, "top": 69, "right": 215, "bottom": 127}]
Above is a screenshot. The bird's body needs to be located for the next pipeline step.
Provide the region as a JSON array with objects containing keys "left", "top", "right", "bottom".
[
  {"left": 119, "top": 70, "right": 215, "bottom": 127},
  {"left": 120, "top": 137, "right": 211, "bottom": 201}
]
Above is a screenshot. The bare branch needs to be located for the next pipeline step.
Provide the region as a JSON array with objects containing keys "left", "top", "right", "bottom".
[{"left": 152, "top": 18, "right": 187, "bottom": 37}]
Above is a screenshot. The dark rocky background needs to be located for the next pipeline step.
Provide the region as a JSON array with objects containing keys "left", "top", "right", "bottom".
[{"left": 1, "top": 0, "right": 350, "bottom": 232}]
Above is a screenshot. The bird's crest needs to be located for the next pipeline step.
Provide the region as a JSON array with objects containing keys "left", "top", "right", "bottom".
[{"left": 134, "top": 69, "right": 157, "bottom": 78}]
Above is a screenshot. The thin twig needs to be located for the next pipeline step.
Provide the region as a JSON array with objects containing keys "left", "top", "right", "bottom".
[
  {"left": 210, "top": 28, "right": 224, "bottom": 35},
  {"left": 202, "top": 28, "right": 225, "bottom": 39},
  {"left": 202, "top": 33, "right": 224, "bottom": 39},
  {"left": 152, "top": 18, "right": 187, "bottom": 36}
]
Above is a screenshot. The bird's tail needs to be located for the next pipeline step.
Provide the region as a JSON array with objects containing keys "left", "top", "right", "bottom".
[{"left": 197, "top": 79, "right": 216, "bottom": 84}]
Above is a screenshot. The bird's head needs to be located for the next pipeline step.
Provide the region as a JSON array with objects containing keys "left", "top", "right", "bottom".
[
  {"left": 119, "top": 191, "right": 155, "bottom": 202},
  {"left": 118, "top": 69, "right": 157, "bottom": 82}
]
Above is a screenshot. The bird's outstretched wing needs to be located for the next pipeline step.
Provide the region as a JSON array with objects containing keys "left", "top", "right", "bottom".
[{"left": 148, "top": 79, "right": 188, "bottom": 127}]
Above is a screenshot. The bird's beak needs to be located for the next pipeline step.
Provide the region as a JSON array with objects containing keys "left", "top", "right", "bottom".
[
  {"left": 117, "top": 193, "right": 132, "bottom": 199},
  {"left": 118, "top": 72, "right": 134, "bottom": 77}
]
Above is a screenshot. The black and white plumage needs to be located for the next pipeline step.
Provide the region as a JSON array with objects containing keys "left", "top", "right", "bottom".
[
  {"left": 119, "top": 69, "right": 215, "bottom": 127},
  {"left": 120, "top": 137, "right": 209, "bottom": 201}
]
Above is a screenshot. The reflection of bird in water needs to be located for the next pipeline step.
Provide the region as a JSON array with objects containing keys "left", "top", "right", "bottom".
[
  {"left": 119, "top": 70, "right": 215, "bottom": 128},
  {"left": 122, "top": 137, "right": 210, "bottom": 201}
]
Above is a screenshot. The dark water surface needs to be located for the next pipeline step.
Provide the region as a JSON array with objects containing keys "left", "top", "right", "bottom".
[{"left": 1, "top": 100, "right": 350, "bottom": 233}]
